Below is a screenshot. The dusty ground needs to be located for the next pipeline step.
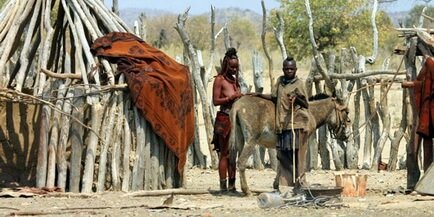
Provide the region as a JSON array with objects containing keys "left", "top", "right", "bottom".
[{"left": 1, "top": 167, "right": 434, "bottom": 217}]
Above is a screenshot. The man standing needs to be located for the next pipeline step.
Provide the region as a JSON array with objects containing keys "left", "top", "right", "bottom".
[
  {"left": 212, "top": 48, "right": 243, "bottom": 193},
  {"left": 255, "top": 56, "right": 309, "bottom": 194}
]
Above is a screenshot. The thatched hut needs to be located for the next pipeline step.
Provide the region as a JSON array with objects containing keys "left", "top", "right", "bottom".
[{"left": 0, "top": 0, "right": 195, "bottom": 193}]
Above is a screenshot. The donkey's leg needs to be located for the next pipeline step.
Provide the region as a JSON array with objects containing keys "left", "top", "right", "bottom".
[
  {"left": 273, "top": 164, "right": 280, "bottom": 191},
  {"left": 237, "top": 141, "right": 257, "bottom": 196}
]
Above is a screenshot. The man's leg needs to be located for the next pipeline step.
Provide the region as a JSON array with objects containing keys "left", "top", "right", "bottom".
[
  {"left": 423, "top": 137, "right": 433, "bottom": 172},
  {"left": 407, "top": 132, "right": 421, "bottom": 192}
]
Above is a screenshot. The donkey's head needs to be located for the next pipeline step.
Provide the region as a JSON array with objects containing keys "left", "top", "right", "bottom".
[{"left": 328, "top": 98, "right": 351, "bottom": 141}]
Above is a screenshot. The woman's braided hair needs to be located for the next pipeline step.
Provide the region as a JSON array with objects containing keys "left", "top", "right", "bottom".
[
  {"left": 220, "top": 48, "right": 238, "bottom": 74},
  {"left": 219, "top": 48, "right": 240, "bottom": 85}
]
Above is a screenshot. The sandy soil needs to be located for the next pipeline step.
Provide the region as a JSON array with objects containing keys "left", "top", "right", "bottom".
[{"left": 2, "top": 167, "right": 434, "bottom": 217}]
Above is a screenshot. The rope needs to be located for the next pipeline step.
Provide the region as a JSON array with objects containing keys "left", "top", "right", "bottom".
[
  {"left": 283, "top": 194, "right": 343, "bottom": 208},
  {"left": 291, "top": 100, "right": 296, "bottom": 184}
]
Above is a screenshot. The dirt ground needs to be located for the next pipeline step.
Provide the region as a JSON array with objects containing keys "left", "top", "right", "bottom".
[{"left": 1, "top": 167, "right": 434, "bottom": 217}]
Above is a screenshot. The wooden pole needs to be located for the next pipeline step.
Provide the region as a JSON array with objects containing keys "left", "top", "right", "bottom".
[
  {"left": 81, "top": 102, "right": 103, "bottom": 193},
  {"left": 36, "top": 104, "right": 50, "bottom": 188},
  {"left": 57, "top": 89, "right": 73, "bottom": 190},
  {"left": 68, "top": 89, "right": 85, "bottom": 193},
  {"left": 121, "top": 97, "right": 132, "bottom": 192},
  {"left": 46, "top": 82, "right": 66, "bottom": 187},
  {"left": 131, "top": 107, "right": 147, "bottom": 191}
]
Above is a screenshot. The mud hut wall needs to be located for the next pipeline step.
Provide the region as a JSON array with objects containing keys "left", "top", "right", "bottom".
[
  {"left": 0, "top": 91, "right": 181, "bottom": 192},
  {"left": 0, "top": 102, "right": 40, "bottom": 187}
]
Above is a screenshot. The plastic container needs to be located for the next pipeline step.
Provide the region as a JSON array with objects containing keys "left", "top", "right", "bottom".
[{"left": 257, "top": 192, "right": 284, "bottom": 208}]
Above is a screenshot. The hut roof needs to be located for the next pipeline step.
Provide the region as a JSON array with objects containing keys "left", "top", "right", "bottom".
[{"left": 0, "top": 0, "right": 131, "bottom": 96}]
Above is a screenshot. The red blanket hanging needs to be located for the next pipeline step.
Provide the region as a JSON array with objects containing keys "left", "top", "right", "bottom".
[
  {"left": 91, "top": 32, "right": 195, "bottom": 175},
  {"left": 414, "top": 57, "right": 434, "bottom": 138}
]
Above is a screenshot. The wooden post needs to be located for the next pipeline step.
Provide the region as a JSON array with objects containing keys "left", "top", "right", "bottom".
[
  {"left": 69, "top": 89, "right": 85, "bottom": 193},
  {"left": 131, "top": 108, "right": 147, "bottom": 191},
  {"left": 97, "top": 94, "right": 117, "bottom": 192},
  {"left": 111, "top": 92, "right": 124, "bottom": 191},
  {"left": 57, "top": 89, "right": 73, "bottom": 190},
  {"left": 150, "top": 128, "right": 160, "bottom": 190},
  {"left": 46, "top": 82, "right": 65, "bottom": 187},
  {"left": 388, "top": 88, "right": 408, "bottom": 170},
  {"left": 158, "top": 136, "right": 167, "bottom": 189},
  {"left": 121, "top": 97, "right": 132, "bottom": 192},
  {"left": 82, "top": 102, "right": 103, "bottom": 193},
  {"left": 36, "top": 104, "right": 50, "bottom": 188},
  {"left": 371, "top": 80, "right": 391, "bottom": 170}
]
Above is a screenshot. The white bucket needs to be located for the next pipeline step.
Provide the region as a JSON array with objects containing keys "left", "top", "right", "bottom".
[{"left": 257, "top": 192, "right": 284, "bottom": 208}]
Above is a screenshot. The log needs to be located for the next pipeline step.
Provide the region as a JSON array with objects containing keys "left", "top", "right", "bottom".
[
  {"left": 40, "top": 68, "right": 82, "bottom": 80},
  {"left": 366, "top": 0, "right": 379, "bottom": 64},
  {"left": 371, "top": 80, "right": 391, "bottom": 171},
  {"left": 83, "top": 0, "right": 121, "bottom": 32},
  {"left": 150, "top": 127, "right": 159, "bottom": 190},
  {"left": 165, "top": 146, "right": 175, "bottom": 189},
  {"left": 46, "top": 82, "right": 66, "bottom": 187},
  {"left": 388, "top": 88, "right": 408, "bottom": 171},
  {"left": 305, "top": 0, "right": 335, "bottom": 94},
  {"left": 69, "top": 89, "right": 85, "bottom": 193},
  {"left": 96, "top": 94, "right": 117, "bottom": 192},
  {"left": 260, "top": 0, "right": 274, "bottom": 85},
  {"left": 361, "top": 79, "right": 373, "bottom": 169},
  {"left": 68, "top": 1, "right": 100, "bottom": 85},
  {"left": 158, "top": 135, "right": 167, "bottom": 189},
  {"left": 368, "top": 79, "right": 381, "bottom": 160},
  {"left": 273, "top": 11, "right": 287, "bottom": 60},
  {"left": 405, "top": 37, "right": 421, "bottom": 191},
  {"left": 0, "top": 0, "right": 35, "bottom": 83},
  {"left": 123, "top": 188, "right": 273, "bottom": 197},
  {"left": 37, "top": 0, "right": 55, "bottom": 95},
  {"left": 175, "top": 9, "right": 217, "bottom": 169},
  {"left": 81, "top": 102, "right": 103, "bottom": 193},
  {"left": 57, "top": 89, "right": 74, "bottom": 190},
  {"left": 121, "top": 97, "right": 132, "bottom": 192},
  {"left": 143, "top": 119, "right": 152, "bottom": 190},
  {"left": 14, "top": 0, "right": 42, "bottom": 92},
  {"left": 0, "top": 1, "right": 18, "bottom": 43},
  {"left": 61, "top": 0, "right": 90, "bottom": 88},
  {"left": 330, "top": 138, "right": 344, "bottom": 170},
  {"left": 111, "top": 90, "right": 124, "bottom": 191},
  {"left": 131, "top": 108, "right": 147, "bottom": 191},
  {"left": 36, "top": 104, "right": 50, "bottom": 188},
  {"left": 203, "top": 6, "right": 216, "bottom": 87}
]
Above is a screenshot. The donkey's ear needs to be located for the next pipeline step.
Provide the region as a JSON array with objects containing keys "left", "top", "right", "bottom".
[{"left": 332, "top": 90, "right": 346, "bottom": 105}]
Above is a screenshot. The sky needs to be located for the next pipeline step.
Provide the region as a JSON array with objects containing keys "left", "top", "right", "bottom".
[{"left": 104, "top": 0, "right": 434, "bottom": 14}]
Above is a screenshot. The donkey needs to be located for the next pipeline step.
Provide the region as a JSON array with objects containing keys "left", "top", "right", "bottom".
[{"left": 228, "top": 94, "right": 350, "bottom": 195}]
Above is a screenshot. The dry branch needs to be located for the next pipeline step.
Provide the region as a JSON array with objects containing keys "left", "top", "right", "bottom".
[
  {"left": 273, "top": 11, "right": 287, "bottom": 60},
  {"left": 175, "top": 8, "right": 217, "bottom": 169},
  {"left": 305, "top": 0, "right": 335, "bottom": 94},
  {"left": 261, "top": 0, "right": 274, "bottom": 85},
  {"left": 41, "top": 68, "right": 82, "bottom": 80},
  {"left": 313, "top": 70, "right": 406, "bottom": 81}
]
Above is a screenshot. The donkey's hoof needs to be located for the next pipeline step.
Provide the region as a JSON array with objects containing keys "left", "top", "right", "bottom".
[{"left": 241, "top": 188, "right": 252, "bottom": 197}]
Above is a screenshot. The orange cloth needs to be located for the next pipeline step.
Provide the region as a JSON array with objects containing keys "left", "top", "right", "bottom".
[
  {"left": 91, "top": 32, "right": 195, "bottom": 175},
  {"left": 413, "top": 57, "right": 434, "bottom": 138}
]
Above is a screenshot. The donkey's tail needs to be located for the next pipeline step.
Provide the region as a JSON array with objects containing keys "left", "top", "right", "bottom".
[{"left": 228, "top": 102, "right": 239, "bottom": 167}]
